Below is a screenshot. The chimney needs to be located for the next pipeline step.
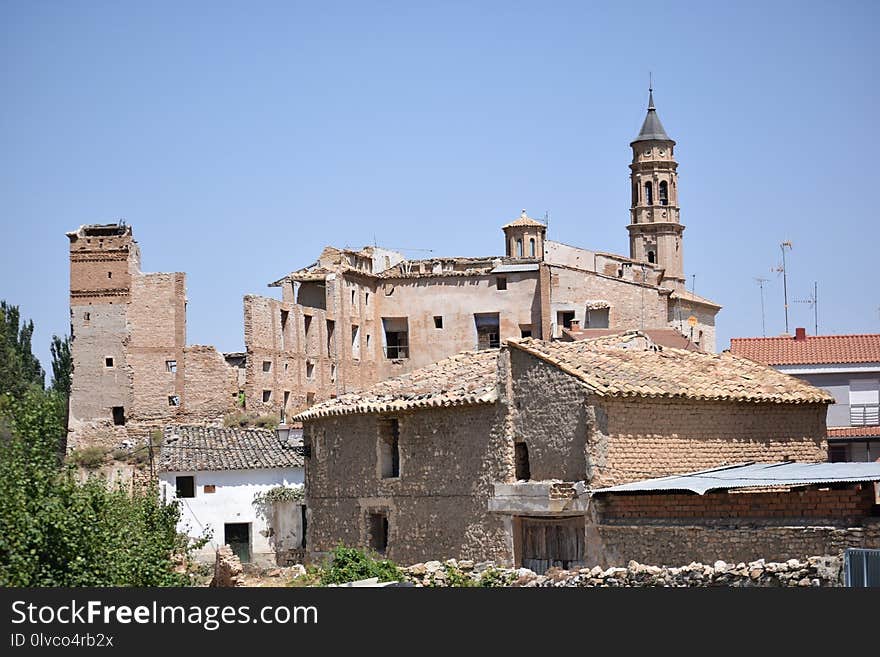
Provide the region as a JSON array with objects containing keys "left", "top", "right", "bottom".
[
  {"left": 569, "top": 319, "right": 580, "bottom": 330},
  {"left": 794, "top": 327, "right": 806, "bottom": 341}
]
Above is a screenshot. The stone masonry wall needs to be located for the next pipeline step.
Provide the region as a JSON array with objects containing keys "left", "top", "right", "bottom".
[
  {"left": 589, "top": 396, "right": 828, "bottom": 487},
  {"left": 305, "top": 404, "right": 514, "bottom": 566},
  {"left": 181, "top": 346, "right": 239, "bottom": 423}
]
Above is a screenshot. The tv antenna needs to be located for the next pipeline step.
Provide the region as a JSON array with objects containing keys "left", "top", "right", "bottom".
[
  {"left": 794, "top": 281, "right": 819, "bottom": 335},
  {"left": 772, "top": 241, "right": 793, "bottom": 334},
  {"left": 754, "top": 277, "right": 769, "bottom": 337}
]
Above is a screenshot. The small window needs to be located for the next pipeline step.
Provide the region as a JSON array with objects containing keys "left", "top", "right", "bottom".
[
  {"left": 280, "top": 310, "right": 289, "bottom": 350},
  {"left": 351, "top": 325, "right": 361, "bottom": 359},
  {"left": 516, "top": 239, "right": 523, "bottom": 258},
  {"left": 529, "top": 238, "right": 536, "bottom": 258},
  {"left": 306, "top": 361, "right": 315, "bottom": 379},
  {"left": 647, "top": 250, "right": 656, "bottom": 264},
  {"left": 168, "top": 395, "right": 180, "bottom": 406},
  {"left": 107, "top": 271, "right": 112, "bottom": 279},
  {"left": 303, "top": 315, "right": 312, "bottom": 337},
  {"left": 326, "top": 320, "right": 335, "bottom": 356},
  {"left": 644, "top": 181, "right": 653, "bottom": 205},
  {"left": 557, "top": 311, "right": 575, "bottom": 333},
  {"left": 330, "top": 364, "right": 337, "bottom": 382},
  {"left": 83, "top": 312, "right": 90, "bottom": 322},
  {"left": 474, "top": 313, "right": 500, "bottom": 350},
  {"left": 496, "top": 276, "right": 507, "bottom": 291},
  {"left": 262, "top": 360, "right": 271, "bottom": 373},
  {"left": 382, "top": 318, "right": 409, "bottom": 359},
  {"left": 366, "top": 334, "right": 372, "bottom": 349},
  {"left": 105, "top": 357, "right": 114, "bottom": 368},
  {"left": 351, "top": 289, "right": 356, "bottom": 306},
  {"left": 176, "top": 476, "right": 195, "bottom": 498},
  {"left": 112, "top": 406, "right": 125, "bottom": 426},
  {"left": 659, "top": 180, "right": 669, "bottom": 206},
  {"left": 166, "top": 360, "right": 177, "bottom": 373},
  {"left": 515, "top": 442, "right": 531, "bottom": 481},
  {"left": 203, "top": 484, "right": 216, "bottom": 494},
  {"left": 378, "top": 418, "right": 400, "bottom": 478},
  {"left": 365, "top": 292, "right": 370, "bottom": 306},
  {"left": 367, "top": 511, "right": 389, "bottom": 554},
  {"left": 434, "top": 316, "right": 443, "bottom": 329},
  {"left": 262, "top": 390, "right": 271, "bottom": 403},
  {"left": 306, "top": 392, "right": 315, "bottom": 406},
  {"left": 520, "top": 326, "right": 532, "bottom": 338},
  {"left": 828, "top": 445, "right": 848, "bottom": 463}
]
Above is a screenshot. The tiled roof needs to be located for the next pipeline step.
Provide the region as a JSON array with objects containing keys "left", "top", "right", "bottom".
[
  {"left": 509, "top": 334, "right": 833, "bottom": 404},
  {"left": 729, "top": 334, "right": 880, "bottom": 366},
  {"left": 669, "top": 288, "right": 722, "bottom": 309},
  {"left": 502, "top": 210, "right": 546, "bottom": 229},
  {"left": 562, "top": 327, "right": 701, "bottom": 351},
  {"left": 292, "top": 350, "right": 499, "bottom": 421},
  {"left": 158, "top": 425, "right": 304, "bottom": 472},
  {"left": 827, "top": 426, "right": 880, "bottom": 440}
]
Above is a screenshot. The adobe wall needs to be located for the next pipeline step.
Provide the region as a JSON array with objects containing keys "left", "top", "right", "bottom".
[
  {"left": 589, "top": 396, "right": 828, "bottom": 487},
  {"left": 304, "top": 404, "right": 514, "bottom": 566},
  {"left": 182, "top": 346, "right": 240, "bottom": 423},
  {"left": 667, "top": 297, "right": 717, "bottom": 352}
]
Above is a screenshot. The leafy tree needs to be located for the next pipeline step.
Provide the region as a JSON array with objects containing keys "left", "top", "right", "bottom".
[
  {"left": 49, "top": 334, "right": 72, "bottom": 398},
  {"left": 0, "top": 301, "right": 45, "bottom": 398},
  {"left": 0, "top": 389, "right": 204, "bottom": 586}
]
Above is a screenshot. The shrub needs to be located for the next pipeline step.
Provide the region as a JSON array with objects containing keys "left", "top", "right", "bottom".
[
  {"left": 253, "top": 414, "right": 279, "bottom": 429},
  {"left": 223, "top": 411, "right": 250, "bottom": 428},
  {"left": 67, "top": 446, "right": 110, "bottom": 469},
  {"left": 318, "top": 545, "right": 404, "bottom": 586}
]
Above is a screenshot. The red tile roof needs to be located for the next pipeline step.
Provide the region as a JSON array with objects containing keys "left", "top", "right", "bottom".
[
  {"left": 562, "top": 327, "right": 701, "bottom": 351},
  {"left": 827, "top": 426, "right": 880, "bottom": 439},
  {"left": 729, "top": 334, "right": 880, "bottom": 366}
]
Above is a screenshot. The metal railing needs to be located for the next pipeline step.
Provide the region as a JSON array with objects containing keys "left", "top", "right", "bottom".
[{"left": 850, "top": 404, "right": 880, "bottom": 426}]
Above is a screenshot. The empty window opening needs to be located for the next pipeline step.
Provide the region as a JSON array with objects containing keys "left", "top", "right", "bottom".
[
  {"left": 647, "top": 250, "right": 656, "bottom": 264},
  {"left": 168, "top": 395, "right": 180, "bottom": 407},
  {"left": 557, "top": 311, "right": 576, "bottom": 336},
  {"left": 262, "top": 390, "right": 272, "bottom": 403},
  {"left": 366, "top": 334, "right": 372, "bottom": 350},
  {"left": 104, "top": 357, "right": 114, "bottom": 368},
  {"left": 585, "top": 308, "right": 609, "bottom": 329},
  {"left": 382, "top": 318, "right": 409, "bottom": 359},
  {"left": 83, "top": 312, "right": 90, "bottom": 322},
  {"left": 166, "top": 360, "right": 177, "bottom": 373},
  {"left": 330, "top": 364, "right": 337, "bottom": 382},
  {"left": 368, "top": 512, "right": 389, "bottom": 555},
  {"left": 176, "top": 476, "right": 195, "bottom": 499},
  {"left": 434, "top": 316, "right": 443, "bottom": 329},
  {"left": 516, "top": 239, "right": 523, "bottom": 258},
  {"left": 303, "top": 315, "right": 312, "bottom": 339},
  {"left": 280, "top": 310, "right": 289, "bottom": 350},
  {"left": 111, "top": 406, "right": 126, "bottom": 426},
  {"left": 515, "top": 442, "right": 531, "bottom": 481},
  {"left": 520, "top": 326, "right": 532, "bottom": 338},
  {"left": 496, "top": 276, "right": 508, "bottom": 291},
  {"left": 474, "top": 313, "right": 500, "bottom": 350},
  {"left": 529, "top": 238, "right": 536, "bottom": 258},
  {"left": 351, "top": 325, "right": 361, "bottom": 359},
  {"left": 262, "top": 360, "right": 272, "bottom": 373},
  {"left": 107, "top": 271, "right": 112, "bottom": 279},
  {"left": 281, "top": 391, "right": 290, "bottom": 424},
  {"left": 351, "top": 289, "right": 356, "bottom": 306},
  {"left": 632, "top": 181, "right": 639, "bottom": 206},
  {"left": 644, "top": 181, "right": 653, "bottom": 205},
  {"left": 306, "top": 361, "right": 315, "bottom": 379},
  {"left": 306, "top": 392, "right": 315, "bottom": 406},
  {"left": 659, "top": 180, "right": 669, "bottom": 206},
  {"left": 326, "top": 320, "right": 335, "bottom": 357},
  {"left": 365, "top": 292, "right": 370, "bottom": 306},
  {"left": 378, "top": 418, "right": 400, "bottom": 478}
]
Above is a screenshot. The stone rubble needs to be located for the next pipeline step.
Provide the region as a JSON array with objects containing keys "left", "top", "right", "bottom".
[
  {"left": 402, "top": 555, "right": 843, "bottom": 587},
  {"left": 209, "top": 545, "right": 245, "bottom": 587}
]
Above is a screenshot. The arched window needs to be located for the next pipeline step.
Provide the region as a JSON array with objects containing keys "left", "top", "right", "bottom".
[
  {"left": 529, "top": 238, "right": 536, "bottom": 258},
  {"left": 659, "top": 181, "right": 668, "bottom": 206},
  {"left": 644, "top": 182, "right": 653, "bottom": 205},
  {"left": 647, "top": 250, "right": 656, "bottom": 264},
  {"left": 516, "top": 239, "right": 523, "bottom": 258},
  {"left": 510, "top": 237, "right": 516, "bottom": 257}
]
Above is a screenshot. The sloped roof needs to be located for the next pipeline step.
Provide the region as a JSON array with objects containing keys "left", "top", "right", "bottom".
[
  {"left": 502, "top": 210, "right": 547, "bottom": 229},
  {"left": 293, "top": 350, "right": 499, "bottom": 421},
  {"left": 562, "top": 327, "right": 701, "bottom": 351},
  {"left": 729, "top": 334, "right": 880, "bottom": 366},
  {"left": 827, "top": 426, "right": 880, "bottom": 440},
  {"left": 509, "top": 334, "right": 833, "bottom": 404},
  {"left": 592, "top": 461, "right": 880, "bottom": 496},
  {"left": 632, "top": 89, "right": 673, "bottom": 143},
  {"left": 158, "top": 425, "right": 304, "bottom": 472},
  {"left": 669, "top": 288, "right": 722, "bottom": 309}
]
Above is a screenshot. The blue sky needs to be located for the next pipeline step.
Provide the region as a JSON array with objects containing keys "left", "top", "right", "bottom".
[{"left": 2, "top": 1, "right": 877, "bottom": 371}]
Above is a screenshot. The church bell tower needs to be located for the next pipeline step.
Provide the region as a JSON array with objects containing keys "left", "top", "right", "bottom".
[{"left": 627, "top": 87, "right": 686, "bottom": 289}]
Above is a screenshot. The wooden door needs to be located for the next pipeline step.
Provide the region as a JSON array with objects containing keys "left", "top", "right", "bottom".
[{"left": 519, "top": 516, "right": 585, "bottom": 575}]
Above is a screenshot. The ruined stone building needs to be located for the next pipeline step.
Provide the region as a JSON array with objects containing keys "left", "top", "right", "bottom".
[
  {"left": 293, "top": 332, "right": 833, "bottom": 568},
  {"left": 67, "top": 90, "right": 720, "bottom": 450}
]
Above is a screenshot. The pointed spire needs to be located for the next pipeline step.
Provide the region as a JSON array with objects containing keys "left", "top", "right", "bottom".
[{"left": 632, "top": 84, "right": 673, "bottom": 144}]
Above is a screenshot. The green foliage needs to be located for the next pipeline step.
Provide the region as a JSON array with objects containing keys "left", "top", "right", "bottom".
[
  {"left": 476, "top": 566, "right": 515, "bottom": 587},
  {"left": 318, "top": 545, "right": 404, "bottom": 586},
  {"left": 223, "top": 411, "right": 250, "bottom": 428},
  {"left": 443, "top": 563, "right": 478, "bottom": 587},
  {"left": 49, "top": 334, "right": 72, "bottom": 398},
  {"left": 66, "top": 446, "right": 110, "bottom": 469},
  {"left": 287, "top": 566, "right": 323, "bottom": 588},
  {"left": 253, "top": 414, "right": 279, "bottom": 429},
  {"left": 0, "top": 389, "right": 205, "bottom": 586},
  {"left": 0, "top": 301, "right": 45, "bottom": 399},
  {"left": 223, "top": 412, "right": 278, "bottom": 430},
  {"left": 253, "top": 484, "right": 305, "bottom": 506}
]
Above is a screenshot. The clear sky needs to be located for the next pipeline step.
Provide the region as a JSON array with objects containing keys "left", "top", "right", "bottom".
[{"left": 2, "top": 1, "right": 878, "bottom": 371}]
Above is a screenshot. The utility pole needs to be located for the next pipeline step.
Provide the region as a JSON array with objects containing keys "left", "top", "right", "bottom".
[{"left": 754, "top": 277, "right": 769, "bottom": 337}]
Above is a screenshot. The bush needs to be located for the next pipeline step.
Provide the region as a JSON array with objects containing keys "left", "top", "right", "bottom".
[
  {"left": 0, "top": 389, "right": 207, "bottom": 586},
  {"left": 318, "top": 545, "right": 404, "bottom": 586},
  {"left": 66, "top": 446, "right": 109, "bottom": 469},
  {"left": 223, "top": 412, "right": 250, "bottom": 428},
  {"left": 253, "top": 414, "right": 279, "bottom": 429}
]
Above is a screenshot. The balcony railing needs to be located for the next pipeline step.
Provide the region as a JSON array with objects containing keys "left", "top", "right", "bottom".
[{"left": 851, "top": 404, "right": 880, "bottom": 426}]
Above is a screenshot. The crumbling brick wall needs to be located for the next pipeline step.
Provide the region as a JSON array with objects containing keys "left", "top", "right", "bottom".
[{"left": 305, "top": 404, "right": 514, "bottom": 566}]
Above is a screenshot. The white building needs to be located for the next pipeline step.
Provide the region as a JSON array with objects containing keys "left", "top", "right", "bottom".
[{"left": 158, "top": 425, "right": 305, "bottom": 566}]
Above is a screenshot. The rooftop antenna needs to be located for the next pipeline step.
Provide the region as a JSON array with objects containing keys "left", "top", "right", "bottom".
[
  {"left": 754, "top": 277, "right": 769, "bottom": 337},
  {"left": 775, "top": 241, "right": 793, "bottom": 333},
  {"left": 544, "top": 210, "right": 550, "bottom": 235},
  {"left": 794, "top": 281, "right": 818, "bottom": 335}
]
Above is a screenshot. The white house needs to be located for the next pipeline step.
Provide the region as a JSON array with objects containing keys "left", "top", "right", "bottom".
[{"left": 157, "top": 425, "right": 305, "bottom": 566}]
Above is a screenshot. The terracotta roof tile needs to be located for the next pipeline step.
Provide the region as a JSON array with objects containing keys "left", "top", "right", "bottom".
[
  {"left": 827, "top": 426, "right": 880, "bottom": 439},
  {"left": 729, "top": 334, "right": 880, "bottom": 366},
  {"left": 502, "top": 210, "right": 547, "bottom": 229},
  {"left": 509, "top": 333, "right": 833, "bottom": 404},
  {"left": 292, "top": 350, "right": 499, "bottom": 421},
  {"left": 562, "top": 327, "right": 701, "bottom": 351},
  {"left": 158, "top": 425, "right": 304, "bottom": 472}
]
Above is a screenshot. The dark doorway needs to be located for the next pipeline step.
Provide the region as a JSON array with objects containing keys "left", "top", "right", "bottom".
[
  {"left": 224, "top": 523, "right": 251, "bottom": 563},
  {"left": 515, "top": 442, "right": 531, "bottom": 481},
  {"left": 112, "top": 406, "right": 126, "bottom": 426},
  {"left": 518, "top": 516, "right": 585, "bottom": 575},
  {"left": 367, "top": 512, "right": 389, "bottom": 555}
]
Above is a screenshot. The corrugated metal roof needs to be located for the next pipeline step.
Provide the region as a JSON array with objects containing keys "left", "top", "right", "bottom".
[{"left": 592, "top": 461, "right": 880, "bottom": 496}]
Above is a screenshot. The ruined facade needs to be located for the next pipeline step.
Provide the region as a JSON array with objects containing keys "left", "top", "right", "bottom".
[
  {"left": 68, "top": 91, "right": 720, "bottom": 448},
  {"left": 294, "top": 333, "right": 832, "bottom": 567}
]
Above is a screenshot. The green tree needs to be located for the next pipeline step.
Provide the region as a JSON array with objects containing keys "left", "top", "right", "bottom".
[
  {"left": 0, "top": 389, "right": 204, "bottom": 586},
  {"left": 0, "top": 301, "right": 45, "bottom": 398},
  {"left": 49, "top": 334, "right": 72, "bottom": 398}
]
